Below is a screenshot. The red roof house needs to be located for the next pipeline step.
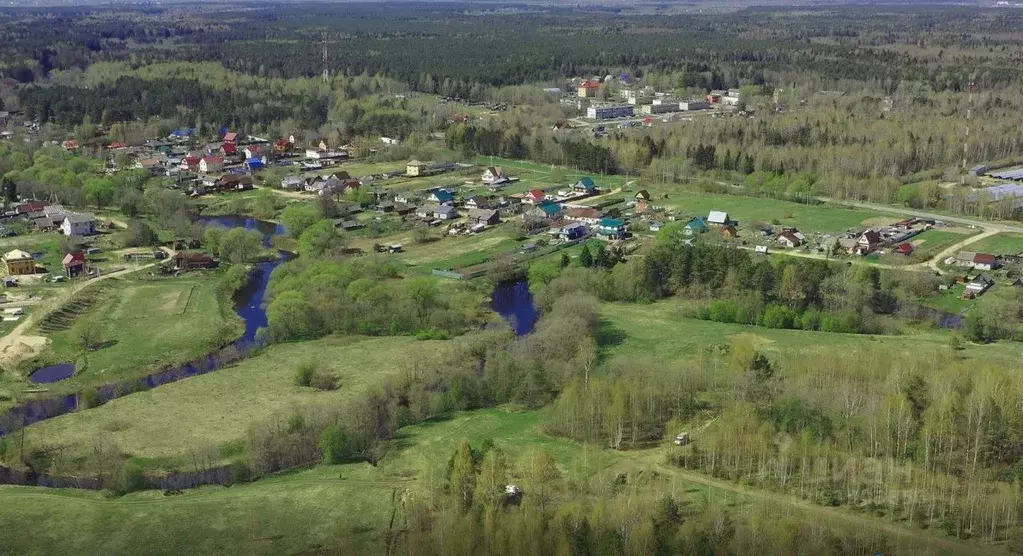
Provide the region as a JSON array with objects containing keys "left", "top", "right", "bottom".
[
  {"left": 222, "top": 132, "right": 239, "bottom": 144},
  {"left": 62, "top": 251, "right": 87, "bottom": 277},
  {"left": 894, "top": 243, "right": 915, "bottom": 256},
  {"left": 525, "top": 189, "right": 547, "bottom": 204}
]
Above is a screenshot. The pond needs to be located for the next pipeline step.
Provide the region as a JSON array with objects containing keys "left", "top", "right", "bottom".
[
  {"left": 491, "top": 280, "right": 538, "bottom": 336},
  {"left": 28, "top": 363, "right": 76, "bottom": 384}
]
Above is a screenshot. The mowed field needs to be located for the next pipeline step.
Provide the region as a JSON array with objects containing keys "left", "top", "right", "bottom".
[
  {"left": 25, "top": 274, "right": 242, "bottom": 393},
  {"left": 905, "top": 228, "right": 976, "bottom": 260},
  {"left": 967, "top": 231, "right": 1023, "bottom": 255},
  {"left": 27, "top": 335, "right": 450, "bottom": 461},
  {"left": 600, "top": 300, "right": 1023, "bottom": 366},
  {"left": 622, "top": 190, "right": 886, "bottom": 234},
  {"left": 0, "top": 406, "right": 990, "bottom": 556}
]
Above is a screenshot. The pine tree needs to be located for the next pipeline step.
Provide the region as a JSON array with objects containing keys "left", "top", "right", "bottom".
[
  {"left": 579, "top": 245, "right": 593, "bottom": 268},
  {"left": 449, "top": 439, "right": 477, "bottom": 512}
]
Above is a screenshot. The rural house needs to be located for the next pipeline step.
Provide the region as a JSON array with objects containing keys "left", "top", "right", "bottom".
[
  {"left": 564, "top": 207, "right": 603, "bottom": 225},
  {"left": 199, "top": 156, "right": 224, "bottom": 174},
  {"left": 429, "top": 189, "right": 455, "bottom": 204},
  {"left": 2, "top": 249, "right": 35, "bottom": 276},
  {"left": 174, "top": 252, "right": 217, "bottom": 270},
  {"left": 222, "top": 131, "right": 239, "bottom": 145},
  {"left": 62, "top": 251, "right": 87, "bottom": 277},
  {"left": 61, "top": 213, "right": 95, "bottom": 237},
  {"left": 894, "top": 243, "right": 915, "bottom": 256},
  {"left": 964, "top": 275, "right": 995, "bottom": 298},
  {"left": 481, "top": 167, "right": 509, "bottom": 185},
  {"left": 776, "top": 230, "right": 803, "bottom": 248},
  {"left": 468, "top": 209, "right": 500, "bottom": 226},
  {"left": 406, "top": 160, "right": 429, "bottom": 177},
  {"left": 721, "top": 225, "right": 738, "bottom": 239},
  {"left": 554, "top": 221, "right": 587, "bottom": 240},
  {"left": 573, "top": 177, "right": 597, "bottom": 193},
  {"left": 683, "top": 217, "right": 708, "bottom": 236},
  {"left": 854, "top": 230, "right": 881, "bottom": 254},
  {"left": 707, "top": 211, "right": 730, "bottom": 226},
  {"left": 524, "top": 189, "right": 548, "bottom": 205},
  {"left": 434, "top": 205, "right": 458, "bottom": 220},
  {"left": 530, "top": 201, "right": 563, "bottom": 220},
  {"left": 598, "top": 217, "right": 627, "bottom": 239},
  {"left": 972, "top": 253, "right": 1000, "bottom": 271},
  {"left": 465, "top": 196, "right": 494, "bottom": 210},
  {"left": 635, "top": 190, "right": 651, "bottom": 201},
  {"left": 281, "top": 176, "right": 305, "bottom": 190}
]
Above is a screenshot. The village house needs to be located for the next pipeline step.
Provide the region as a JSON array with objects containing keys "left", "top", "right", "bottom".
[
  {"left": 577, "top": 80, "right": 601, "bottom": 98},
  {"left": 305, "top": 148, "right": 326, "bottom": 160},
  {"left": 972, "top": 253, "right": 1000, "bottom": 271},
  {"left": 649, "top": 221, "right": 664, "bottom": 232},
  {"left": 281, "top": 176, "right": 305, "bottom": 190},
  {"left": 395, "top": 192, "right": 419, "bottom": 205},
  {"left": 62, "top": 139, "right": 79, "bottom": 153},
  {"left": 61, "top": 213, "right": 96, "bottom": 237},
  {"left": 222, "top": 132, "right": 239, "bottom": 145},
  {"left": 854, "top": 230, "right": 881, "bottom": 255},
  {"left": 15, "top": 200, "right": 50, "bottom": 216},
  {"left": 181, "top": 154, "right": 201, "bottom": 172},
  {"left": 2, "top": 249, "right": 35, "bottom": 276},
  {"left": 274, "top": 139, "right": 293, "bottom": 154},
  {"left": 481, "top": 167, "right": 509, "bottom": 185},
  {"left": 893, "top": 243, "right": 915, "bottom": 256},
  {"left": 174, "top": 252, "right": 217, "bottom": 270},
  {"left": 564, "top": 207, "right": 603, "bottom": 225},
  {"left": 524, "top": 189, "right": 548, "bottom": 205},
  {"left": 406, "top": 160, "right": 429, "bottom": 177},
  {"left": 464, "top": 196, "right": 495, "bottom": 210},
  {"left": 415, "top": 205, "right": 436, "bottom": 219},
  {"left": 707, "top": 211, "right": 731, "bottom": 226},
  {"left": 598, "top": 218, "right": 627, "bottom": 239},
  {"left": 199, "top": 156, "right": 224, "bottom": 174},
  {"left": 468, "top": 209, "right": 500, "bottom": 226},
  {"left": 136, "top": 157, "right": 164, "bottom": 175},
  {"left": 553, "top": 220, "right": 588, "bottom": 241},
  {"left": 683, "top": 217, "right": 708, "bottom": 236},
  {"left": 573, "top": 177, "right": 597, "bottom": 194},
  {"left": 776, "top": 230, "right": 803, "bottom": 248},
  {"left": 62, "top": 251, "right": 87, "bottom": 277},
  {"left": 429, "top": 189, "right": 455, "bottom": 204},
  {"left": 635, "top": 190, "right": 651, "bottom": 201},
  {"left": 721, "top": 225, "right": 738, "bottom": 239},
  {"left": 529, "top": 201, "right": 563, "bottom": 220},
  {"left": 964, "top": 275, "right": 995, "bottom": 298},
  {"left": 243, "top": 145, "right": 265, "bottom": 160}
]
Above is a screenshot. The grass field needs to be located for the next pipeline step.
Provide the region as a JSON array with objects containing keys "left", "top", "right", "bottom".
[
  {"left": 966, "top": 232, "right": 1023, "bottom": 255},
  {"left": 625, "top": 190, "right": 886, "bottom": 234},
  {"left": 905, "top": 228, "right": 975, "bottom": 260},
  {"left": 0, "top": 406, "right": 991, "bottom": 556},
  {"left": 471, "top": 156, "right": 627, "bottom": 194},
  {"left": 600, "top": 300, "right": 1023, "bottom": 365},
  {"left": 22, "top": 274, "right": 242, "bottom": 396},
  {"left": 26, "top": 335, "right": 449, "bottom": 462}
]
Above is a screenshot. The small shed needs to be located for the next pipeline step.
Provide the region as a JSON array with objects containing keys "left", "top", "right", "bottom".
[{"left": 62, "top": 251, "right": 87, "bottom": 277}]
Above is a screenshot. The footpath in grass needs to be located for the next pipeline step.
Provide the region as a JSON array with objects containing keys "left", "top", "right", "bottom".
[{"left": 26, "top": 335, "right": 450, "bottom": 462}]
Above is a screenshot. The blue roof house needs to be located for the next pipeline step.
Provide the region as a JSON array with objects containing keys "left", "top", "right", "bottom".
[{"left": 598, "top": 218, "right": 626, "bottom": 239}]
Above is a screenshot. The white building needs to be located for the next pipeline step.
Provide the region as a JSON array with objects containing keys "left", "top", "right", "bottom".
[{"left": 61, "top": 213, "right": 95, "bottom": 237}]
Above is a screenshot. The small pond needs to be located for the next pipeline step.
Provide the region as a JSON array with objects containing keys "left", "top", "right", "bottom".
[
  {"left": 28, "top": 363, "right": 76, "bottom": 384},
  {"left": 491, "top": 280, "right": 539, "bottom": 336}
]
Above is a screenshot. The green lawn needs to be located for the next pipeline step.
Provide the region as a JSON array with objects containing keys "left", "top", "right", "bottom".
[
  {"left": 966, "top": 232, "right": 1023, "bottom": 255},
  {"left": 471, "top": 156, "right": 627, "bottom": 193},
  {"left": 634, "top": 190, "right": 885, "bottom": 235},
  {"left": 905, "top": 228, "right": 975, "bottom": 260},
  {"left": 20, "top": 273, "right": 242, "bottom": 398},
  {"left": 26, "top": 335, "right": 449, "bottom": 463},
  {"left": 600, "top": 300, "right": 1023, "bottom": 366}
]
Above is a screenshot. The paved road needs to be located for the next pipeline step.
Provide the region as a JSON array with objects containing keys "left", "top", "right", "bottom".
[{"left": 820, "top": 197, "right": 1023, "bottom": 234}]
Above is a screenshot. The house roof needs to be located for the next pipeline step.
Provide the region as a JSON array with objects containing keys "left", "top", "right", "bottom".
[
  {"left": 431, "top": 190, "right": 454, "bottom": 202},
  {"left": 685, "top": 217, "right": 708, "bottom": 229},
  {"left": 973, "top": 253, "right": 997, "bottom": 265},
  {"left": 895, "top": 242, "right": 914, "bottom": 254},
  {"left": 527, "top": 189, "right": 546, "bottom": 200},
  {"left": 635, "top": 189, "right": 651, "bottom": 200},
  {"left": 576, "top": 177, "right": 596, "bottom": 189},
  {"left": 3, "top": 249, "right": 32, "bottom": 261},
  {"left": 708, "top": 210, "right": 729, "bottom": 224},
  {"left": 202, "top": 156, "right": 223, "bottom": 164},
  {"left": 469, "top": 209, "right": 499, "bottom": 221},
  {"left": 777, "top": 230, "right": 801, "bottom": 244},
  {"left": 222, "top": 132, "right": 238, "bottom": 142},
  {"left": 536, "top": 202, "right": 562, "bottom": 216},
  {"left": 957, "top": 251, "right": 977, "bottom": 262},
  {"left": 435, "top": 205, "right": 457, "bottom": 215},
  {"left": 62, "top": 251, "right": 86, "bottom": 266},
  {"left": 485, "top": 166, "right": 504, "bottom": 176},
  {"left": 408, "top": 159, "right": 426, "bottom": 166},
  {"left": 861, "top": 230, "right": 881, "bottom": 243},
  {"left": 566, "top": 207, "right": 602, "bottom": 219},
  {"left": 600, "top": 218, "right": 624, "bottom": 228},
  {"left": 64, "top": 213, "right": 95, "bottom": 224}
]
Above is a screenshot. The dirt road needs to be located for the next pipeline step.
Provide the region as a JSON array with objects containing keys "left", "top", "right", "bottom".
[{"left": 0, "top": 247, "right": 175, "bottom": 369}]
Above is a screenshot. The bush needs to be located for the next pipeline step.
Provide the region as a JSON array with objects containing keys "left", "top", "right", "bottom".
[
  {"left": 320, "top": 425, "right": 348, "bottom": 464},
  {"left": 81, "top": 388, "right": 106, "bottom": 409},
  {"left": 309, "top": 372, "right": 339, "bottom": 391},
  {"left": 295, "top": 362, "right": 316, "bottom": 387},
  {"left": 122, "top": 459, "right": 148, "bottom": 493},
  {"left": 230, "top": 459, "right": 253, "bottom": 483},
  {"left": 416, "top": 328, "right": 451, "bottom": 340}
]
